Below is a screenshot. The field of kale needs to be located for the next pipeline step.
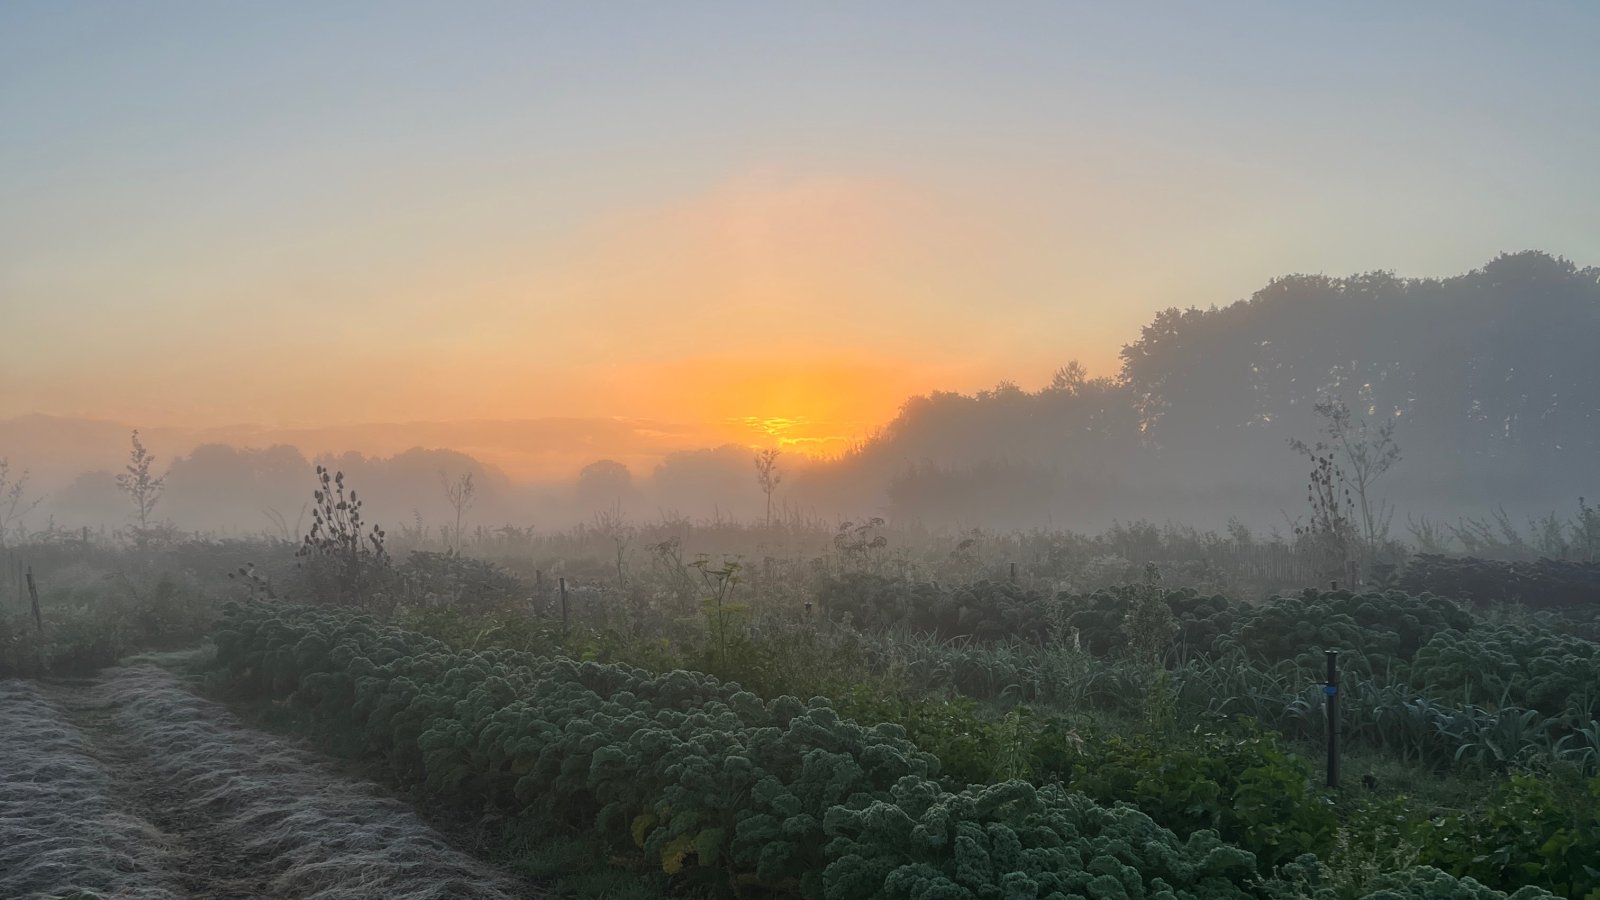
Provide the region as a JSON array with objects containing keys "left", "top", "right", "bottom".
[{"left": 3, "top": 529, "right": 1598, "bottom": 900}]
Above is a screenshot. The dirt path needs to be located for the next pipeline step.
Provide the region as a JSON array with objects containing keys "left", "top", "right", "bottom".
[{"left": 1, "top": 666, "right": 541, "bottom": 900}]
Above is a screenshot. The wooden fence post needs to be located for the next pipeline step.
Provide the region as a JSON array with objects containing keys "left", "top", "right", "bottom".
[{"left": 26, "top": 567, "right": 41, "bottom": 634}]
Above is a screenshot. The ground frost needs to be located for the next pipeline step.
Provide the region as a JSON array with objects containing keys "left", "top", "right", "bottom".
[{"left": 0, "top": 667, "right": 537, "bottom": 899}]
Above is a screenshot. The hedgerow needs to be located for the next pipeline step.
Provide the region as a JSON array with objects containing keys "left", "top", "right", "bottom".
[{"left": 1399, "top": 554, "right": 1600, "bottom": 610}]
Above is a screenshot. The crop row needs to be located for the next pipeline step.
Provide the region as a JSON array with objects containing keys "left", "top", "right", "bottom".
[
  {"left": 210, "top": 601, "right": 1554, "bottom": 900},
  {"left": 824, "top": 577, "right": 1600, "bottom": 692},
  {"left": 214, "top": 601, "right": 1271, "bottom": 899}
]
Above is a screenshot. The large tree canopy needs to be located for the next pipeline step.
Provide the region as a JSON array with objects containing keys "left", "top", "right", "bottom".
[{"left": 816, "top": 252, "right": 1600, "bottom": 526}]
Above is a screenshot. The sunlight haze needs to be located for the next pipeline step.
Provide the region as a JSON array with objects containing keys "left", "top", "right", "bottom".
[{"left": 4, "top": 2, "right": 1598, "bottom": 477}]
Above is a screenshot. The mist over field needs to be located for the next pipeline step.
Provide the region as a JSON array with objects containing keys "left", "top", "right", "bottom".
[
  {"left": 5, "top": 4, "right": 1600, "bottom": 900},
  {"left": 6, "top": 249, "right": 1596, "bottom": 540}
]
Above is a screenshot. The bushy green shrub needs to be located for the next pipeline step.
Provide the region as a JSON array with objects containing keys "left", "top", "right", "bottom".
[
  {"left": 1062, "top": 722, "right": 1338, "bottom": 868},
  {"left": 1400, "top": 554, "right": 1600, "bottom": 611},
  {"left": 1223, "top": 590, "right": 1474, "bottom": 675},
  {"left": 1410, "top": 626, "right": 1600, "bottom": 717},
  {"left": 1416, "top": 770, "right": 1600, "bottom": 899},
  {"left": 395, "top": 549, "right": 529, "bottom": 612}
]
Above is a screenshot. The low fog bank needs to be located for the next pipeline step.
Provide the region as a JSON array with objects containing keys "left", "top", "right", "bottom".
[
  {"left": 5, "top": 252, "right": 1595, "bottom": 549},
  {"left": 4, "top": 432, "right": 1586, "bottom": 553}
]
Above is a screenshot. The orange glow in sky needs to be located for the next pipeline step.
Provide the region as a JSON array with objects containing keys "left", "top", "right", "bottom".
[
  {"left": 7, "top": 4, "right": 1594, "bottom": 482},
  {"left": 4, "top": 170, "right": 1121, "bottom": 478}
]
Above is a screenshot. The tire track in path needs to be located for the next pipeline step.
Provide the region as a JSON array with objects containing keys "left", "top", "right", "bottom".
[
  {"left": 2, "top": 665, "right": 540, "bottom": 900},
  {"left": 0, "top": 678, "right": 180, "bottom": 899}
]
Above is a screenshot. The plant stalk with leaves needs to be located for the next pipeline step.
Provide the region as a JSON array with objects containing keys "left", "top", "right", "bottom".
[
  {"left": 115, "top": 430, "right": 166, "bottom": 549},
  {"left": 754, "top": 449, "right": 782, "bottom": 528},
  {"left": 297, "top": 466, "right": 391, "bottom": 608},
  {"left": 0, "top": 459, "right": 43, "bottom": 549}
]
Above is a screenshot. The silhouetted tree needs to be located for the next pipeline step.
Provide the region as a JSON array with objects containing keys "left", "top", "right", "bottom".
[
  {"left": 1300, "top": 395, "right": 1401, "bottom": 565},
  {"left": 0, "top": 459, "right": 42, "bottom": 548},
  {"left": 754, "top": 449, "right": 782, "bottom": 526},
  {"left": 163, "top": 443, "right": 312, "bottom": 534},
  {"left": 822, "top": 252, "right": 1597, "bottom": 526},
  {"left": 115, "top": 430, "right": 166, "bottom": 548},
  {"left": 577, "top": 459, "right": 633, "bottom": 510},
  {"left": 440, "top": 470, "right": 475, "bottom": 551}
]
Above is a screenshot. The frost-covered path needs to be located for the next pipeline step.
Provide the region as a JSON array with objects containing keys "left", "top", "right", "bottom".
[{"left": 0, "top": 666, "right": 540, "bottom": 900}]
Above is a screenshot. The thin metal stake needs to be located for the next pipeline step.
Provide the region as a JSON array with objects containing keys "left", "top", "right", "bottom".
[
  {"left": 1325, "top": 649, "right": 1340, "bottom": 788},
  {"left": 559, "top": 576, "right": 569, "bottom": 634}
]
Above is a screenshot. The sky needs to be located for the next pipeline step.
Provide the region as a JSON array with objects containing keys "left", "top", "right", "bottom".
[{"left": 3, "top": 2, "right": 1598, "bottom": 478}]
